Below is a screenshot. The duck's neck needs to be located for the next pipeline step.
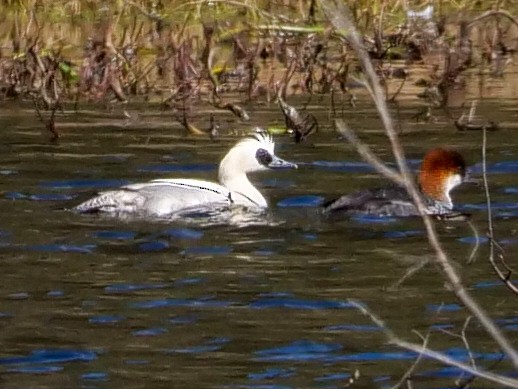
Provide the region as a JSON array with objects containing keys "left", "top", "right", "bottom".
[
  {"left": 418, "top": 181, "right": 452, "bottom": 210},
  {"left": 219, "top": 173, "right": 267, "bottom": 208}
]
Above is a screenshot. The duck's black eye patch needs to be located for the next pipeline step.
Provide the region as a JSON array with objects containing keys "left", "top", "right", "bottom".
[{"left": 256, "top": 148, "right": 273, "bottom": 166}]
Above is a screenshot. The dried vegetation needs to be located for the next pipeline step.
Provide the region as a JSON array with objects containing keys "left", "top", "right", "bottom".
[{"left": 0, "top": 0, "right": 516, "bottom": 139}]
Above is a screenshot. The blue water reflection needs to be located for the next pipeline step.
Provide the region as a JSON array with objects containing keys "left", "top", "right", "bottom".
[
  {"left": 254, "top": 340, "right": 342, "bottom": 362},
  {"left": 248, "top": 368, "right": 296, "bottom": 380},
  {"left": 89, "top": 315, "right": 126, "bottom": 325},
  {"left": 130, "top": 297, "right": 235, "bottom": 309},
  {"left": 93, "top": 230, "right": 137, "bottom": 240},
  {"left": 249, "top": 295, "right": 355, "bottom": 310},
  {"left": 137, "top": 163, "right": 215, "bottom": 173},
  {"left": 165, "top": 337, "right": 230, "bottom": 354},
  {"left": 0, "top": 349, "right": 97, "bottom": 365},
  {"left": 277, "top": 195, "right": 325, "bottom": 208},
  {"left": 81, "top": 372, "right": 109, "bottom": 381},
  {"left": 40, "top": 179, "right": 129, "bottom": 189}
]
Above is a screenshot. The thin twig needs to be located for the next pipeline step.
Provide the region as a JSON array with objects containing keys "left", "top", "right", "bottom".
[
  {"left": 461, "top": 316, "right": 476, "bottom": 370},
  {"left": 466, "top": 219, "right": 480, "bottom": 264},
  {"left": 126, "top": 0, "right": 164, "bottom": 23},
  {"left": 440, "top": 316, "right": 477, "bottom": 378},
  {"left": 388, "top": 257, "right": 430, "bottom": 290},
  {"left": 335, "top": 120, "right": 406, "bottom": 187},
  {"left": 482, "top": 127, "right": 518, "bottom": 294},
  {"left": 390, "top": 331, "right": 430, "bottom": 389},
  {"left": 467, "top": 10, "right": 518, "bottom": 30},
  {"left": 389, "top": 76, "right": 407, "bottom": 103}
]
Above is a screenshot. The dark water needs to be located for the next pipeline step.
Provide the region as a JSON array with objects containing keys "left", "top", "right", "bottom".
[{"left": 0, "top": 92, "right": 517, "bottom": 388}]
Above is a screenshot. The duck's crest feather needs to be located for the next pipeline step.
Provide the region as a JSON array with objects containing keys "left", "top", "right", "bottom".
[{"left": 250, "top": 128, "right": 275, "bottom": 152}]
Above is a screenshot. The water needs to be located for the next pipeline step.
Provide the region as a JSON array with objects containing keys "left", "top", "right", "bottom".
[{"left": 0, "top": 90, "right": 517, "bottom": 388}]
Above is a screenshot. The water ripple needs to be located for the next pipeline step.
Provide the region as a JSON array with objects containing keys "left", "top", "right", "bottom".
[
  {"left": 40, "top": 179, "right": 129, "bottom": 189},
  {"left": 165, "top": 337, "right": 230, "bottom": 354},
  {"left": 130, "top": 297, "right": 235, "bottom": 309},
  {"left": 174, "top": 277, "right": 204, "bottom": 287},
  {"left": 426, "top": 304, "right": 463, "bottom": 313},
  {"left": 0, "top": 169, "right": 17, "bottom": 175},
  {"left": 169, "top": 315, "right": 198, "bottom": 325},
  {"left": 22, "top": 244, "right": 96, "bottom": 254},
  {"left": 137, "top": 163, "right": 215, "bottom": 173},
  {"left": 138, "top": 240, "right": 169, "bottom": 252},
  {"left": 332, "top": 351, "right": 418, "bottom": 362},
  {"left": 104, "top": 283, "right": 170, "bottom": 294},
  {"left": 93, "top": 230, "right": 137, "bottom": 240},
  {"left": 181, "top": 246, "right": 232, "bottom": 256},
  {"left": 30, "top": 193, "right": 77, "bottom": 201},
  {"left": 314, "top": 372, "right": 352, "bottom": 382},
  {"left": 383, "top": 230, "right": 422, "bottom": 239},
  {"left": 457, "top": 236, "right": 489, "bottom": 244},
  {"left": 81, "top": 372, "right": 108, "bottom": 381},
  {"left": 277, "top": 195, "right": 325, "bottom": 208},
  {"left": 248, "top": 368, "right": 296, "bottom": 380},
  {"left": 4, "top": 192, "right": 27, "bottom": 200},
  {"left": 0, "top": 349, "right": 97, "bottom": 365},
  {"left": 496, "top": 317, "right": 518, "bottom": 330},
  {"left": 47, "top": 290, "right": 65, "bottom": 298},
  {"left": 474, "top": 280, "right": 506, "bottom": 289},
  {"left": 249, "top": 296, "right": 355, "bottom": 310},
  {"left": 418, "top": 366, "right": 467, "bottom": 378},
  {"left": 89, "top": 315, "right": 126, "bottom": 325},
  {"left": 430, "top": 323, "right": 455, "bottom": 330},
  {"left": 324, "top": 324, "right": 381, "bottom": 332},
  {"left": 161, "top": 227, "right": 204, "bottom": 240},
  {"left": 461, "top": 202, "right": 518, "bottom": 211},
  {"left": 8, "top": 365, "right": 64, "bottom": 374},
  {"left": 227, "top": 384, "right": 292, "bottom": 389},
  {"left": 132, "top": 327, "right": 168, "bottom": 337},
  {"left": 311, "top": 161, "right": 375, "bottom": 172},
  {"left": 254, "top": 340, "right": 342, "bottom": 362},
  {"left": 261, "top": 178, "right": 296, "bottom": 188},
  {"left": 351, "top": 215, "right": 397, "bottom": 224},
  {"left": 471, "top": 161, "right": 518, "bottom": 174},
  {"left": 255, "top": 342, "right": 498, "bottom": 365}
]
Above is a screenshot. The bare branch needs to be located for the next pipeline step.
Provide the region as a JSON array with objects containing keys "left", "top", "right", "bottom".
[
  {"left": 320, "top": 0, "right": 518, "bottom": 370},
  {"left": 467, "top": 10, "right": 518, "bottom": 30},
  {"left": 334, "top": 120, "right": 405, "bottom": 186}
]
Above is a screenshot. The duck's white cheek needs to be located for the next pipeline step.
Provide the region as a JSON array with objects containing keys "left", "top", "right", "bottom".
[
  {"left": 257, "top": 164, "right": 270, "bottom": 172},
  {"left": 446, "top": 174, "right": 463, "bottom": 193},
  {"left": 246, "top": 160, "right": 266, "bottom": 173}
]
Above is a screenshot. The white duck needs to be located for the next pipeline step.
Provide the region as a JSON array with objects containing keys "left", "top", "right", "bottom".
[{"left": 73, "top": 132, "right": 297, "bottom": 217}]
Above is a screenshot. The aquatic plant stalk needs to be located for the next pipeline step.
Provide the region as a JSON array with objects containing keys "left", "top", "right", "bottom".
[
  {"left": 320, "top": 0, "right": 518, "bottom": 373},
  {"left": 482, "top": 127, "right": 518, "bottom": 294}
]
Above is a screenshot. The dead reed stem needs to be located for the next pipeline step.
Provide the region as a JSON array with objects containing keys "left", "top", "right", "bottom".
[{"left": 482, "top": 127, "right": 518, "bottom": 294}]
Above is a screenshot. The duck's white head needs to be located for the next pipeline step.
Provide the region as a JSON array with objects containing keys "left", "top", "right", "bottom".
[{"left": 218, "top": 132, "right": 297, "bottom": 183}]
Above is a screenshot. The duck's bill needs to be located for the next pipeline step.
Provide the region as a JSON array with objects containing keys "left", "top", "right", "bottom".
[
  {"left": 268, "top": 155, "right": 298, "bottom": 169},
  {"left": 463, "top": 175, "right": 481, "bottom": 185}
]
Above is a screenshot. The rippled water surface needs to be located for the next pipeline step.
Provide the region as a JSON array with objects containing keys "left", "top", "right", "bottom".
[{"left": 0, "top": 90, "right": 517, "bottom": 388}]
